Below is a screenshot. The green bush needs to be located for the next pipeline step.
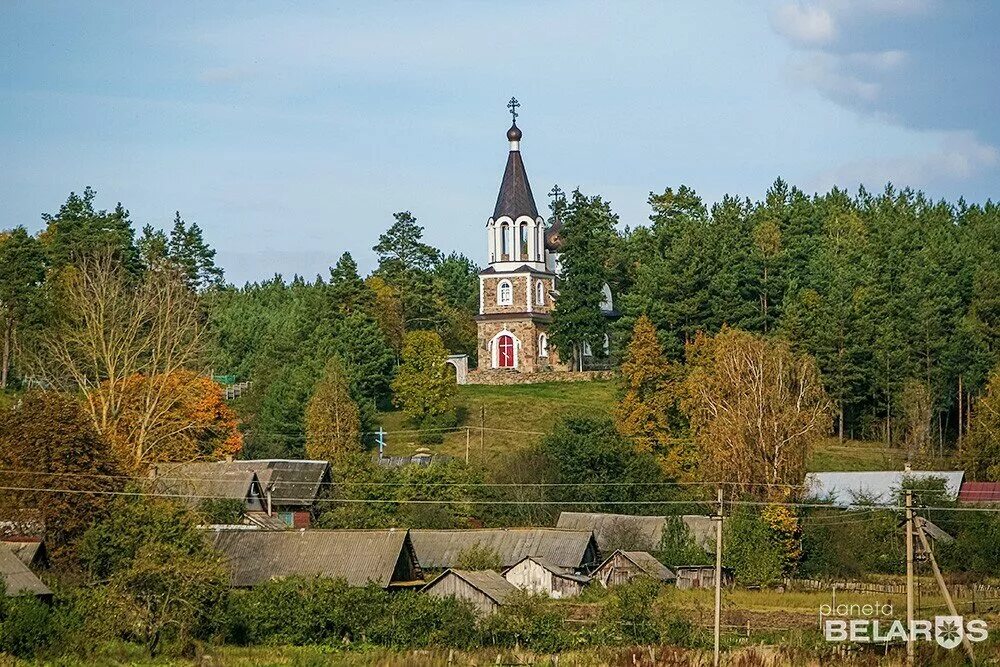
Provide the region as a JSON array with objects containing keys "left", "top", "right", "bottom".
[
  {"left": 598, "top": 577, "right": 661, "bottom": 645},
  {"left": 0, "top": 594, "right": 55, "bottom": 659},
  {"left": 724, "top": 508, "right": 786, "bottom": 586},
  {"left": 480, "top": 591, "right": 571, "bottom": 653},
  {"left": 224, "top": 578, "right": 478, "bottom": 649}
]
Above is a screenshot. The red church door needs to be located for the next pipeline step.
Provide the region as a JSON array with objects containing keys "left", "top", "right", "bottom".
[{"left": 497, "top": 334, "right": 515, "bottom": 368}]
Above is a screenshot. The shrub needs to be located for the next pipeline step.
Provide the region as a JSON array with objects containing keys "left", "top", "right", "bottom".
[
  {"left": 0, "top": 594, "right": 55, "bottom": 659},
  {"left": 456, "top": 543, "right": 503, "bottom": 571},
  {"left": 480, "top": 591, "right": 571, "bottom": 653},
  {"left": 598, "top": 577, "right": 661, "bottom": 645},
  {"left": 724, "top": 508, "right": 786, "bottom": 586}
]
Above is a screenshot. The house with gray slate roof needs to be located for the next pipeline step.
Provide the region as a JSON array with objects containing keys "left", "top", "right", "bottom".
[
  {"left": 208, "top": 527, "right": 423, "bottom": 590},
  {"left": 410, "top": 528, "right": 598, "bottom": 573}
]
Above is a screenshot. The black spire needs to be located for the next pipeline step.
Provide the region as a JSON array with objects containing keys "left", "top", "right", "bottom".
[{"left": 493, "top": 98, "right": 538, "bottom": 220}]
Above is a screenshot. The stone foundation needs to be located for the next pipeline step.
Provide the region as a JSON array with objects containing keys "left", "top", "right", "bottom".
[{"left": 465, "top": 369, "right": 614, "bottom": 385}]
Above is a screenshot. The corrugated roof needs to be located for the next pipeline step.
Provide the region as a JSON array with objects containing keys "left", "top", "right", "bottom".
[
  {"left": 410, "top": 528, "right": 597, "bottom": 570},
  {"left": 958, "top": 481, "right": 1000, "bottom": 503},
  {"left": 208, "top": 528, "right": 420, "bottom": 588},
  {"left": 424, "top": 569, "right": 518, "bottom": 605},
  {"left": 621, "top": 551, "right": 675, "bottom": 581},
  {"left": 805, "top": 471, "right": 964, "bottom": 507},
  {"left": 0, "top": 545, "right": 51, "bottom": 597},
  {"left": 2, "top": 540, "right": 45, "bottom": 567},
  {"left": 229, "top": 460, "right": 330, "bottom": 507},
  {"left": 555, "top": 512, "right": 715, "bottom": 553},
  {"left": 152, "top": 463, "right": 259, "bottom": 505}
]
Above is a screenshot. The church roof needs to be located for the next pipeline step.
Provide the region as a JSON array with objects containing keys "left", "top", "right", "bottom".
[
  {"left": 493, "top": 127, "right": 539, "bottom": 221},
  {"left": 544, "top": 216, "right": 563, "bottom": 251}
]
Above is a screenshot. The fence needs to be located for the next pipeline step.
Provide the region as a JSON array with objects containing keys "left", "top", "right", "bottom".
[{"left": 788, "top": 577, "right": 1000, "bottom": 601}]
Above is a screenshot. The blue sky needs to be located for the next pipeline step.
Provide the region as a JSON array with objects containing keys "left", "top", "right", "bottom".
[{"left": 2, "top": 1, "right": 998, "bottom": 284}]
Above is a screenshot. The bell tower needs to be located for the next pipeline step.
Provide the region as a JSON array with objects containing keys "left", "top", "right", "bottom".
[{"left": 474, "top": 99, "right": 566, "bottom": 375}]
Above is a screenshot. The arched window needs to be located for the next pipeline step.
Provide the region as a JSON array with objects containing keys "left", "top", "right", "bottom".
[
  {"left": 536, "top": 280, "right": 545, "bottom": 305},
  {"left": 519, "top": 222, "right": 529, "bottom": 259},
  {"left": 500, "top": 223, "right": 510, "bottom": 257},
  {"left": 538, "top": 333, "right": 549, "bottom": 357},
  {"left": 497, "top": 279, "right": 513, "bottom": 306}
]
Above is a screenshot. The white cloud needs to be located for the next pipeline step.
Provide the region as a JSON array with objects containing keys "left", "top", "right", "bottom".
[
  {"left": 771, "top": 3, "right": 836, "bottom": 45},
  {"left": 813, "top": 131, "right": 999, "bottom": 190},
  {"left": 792, "top": 53, "right": 881, "bottom": 103},
  {"left": 845, "top": 50, "right": 907, "bottom": 71}
]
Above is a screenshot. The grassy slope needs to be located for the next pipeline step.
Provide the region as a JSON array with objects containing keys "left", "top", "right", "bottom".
[{"left": 378, "top": 380, "right": 912, "bottom": 472}]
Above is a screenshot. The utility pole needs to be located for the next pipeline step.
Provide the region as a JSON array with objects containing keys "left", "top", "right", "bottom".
[
  {"left": 916, "top": 518, "right": 975, "bottom": 663},
  {"left": 905, "top": 465, "right": 915, "bottom": 667},
  {"left": 713, "top": 487, "right": 724, "bottom": 667}
]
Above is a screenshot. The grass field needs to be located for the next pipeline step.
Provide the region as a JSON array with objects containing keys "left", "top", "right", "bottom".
[{"left": 378, "top": 379, "right": 934, "bottom": 473}]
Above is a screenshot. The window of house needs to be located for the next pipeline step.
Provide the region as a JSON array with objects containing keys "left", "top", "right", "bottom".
[
  {"left": 538, "top": 333, "right": 549, "bottom": 357},
  {"left": 536, "top": 280, "right": 545, "bottom": 305},
  {"left": 497, "top": 279, "right": 513, "bottom": 305}
]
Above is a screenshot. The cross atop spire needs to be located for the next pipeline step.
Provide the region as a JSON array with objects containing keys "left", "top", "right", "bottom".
[{"left": 507, "top": 97, "right": 520, "bottom": 124}]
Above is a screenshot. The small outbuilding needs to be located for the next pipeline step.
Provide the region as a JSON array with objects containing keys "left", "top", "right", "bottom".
[
  {"left": 423, "top": 568, "right": 517, "bottom": 615},
  {"left": 674, "top": 565, "right": 733, "bottom": 590},
  {"left": 0, "top": 544, "right": 51, "bottom": 600},
  {"left": 503, "top": 555, "right": 590, "bottom": 599},
  {"left": 592, "top": 550, "right": 675, "bottom": 588}
]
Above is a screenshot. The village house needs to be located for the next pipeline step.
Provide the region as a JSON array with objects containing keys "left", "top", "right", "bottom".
[
  {"left": 675, "top": 565, "right": 734, "bottom": 590},
  {"left": 957, "top": 481, "right": 1000, "bottom": 504},
  {"left": 502, "top": 555, "right": 590, "bottom": 598},
  {"left": 555, "top": 511, "right": 715, "bottom": 555},
  {"left": 410, "top": 528, "right": 599, "bottom": 573},
  {"left": 423, "top": 568, "right": 517, "bottom": 615},
  {"left": 151, "top": 462, "right": 265, "bottom": 512},
  {"left": 0, "top": 544, "right": 51, "bottom": 600},
  {"left": 591, "top": 550, "right": 675, "bottom": 588},
  {"left": 208, "top": 528, "right": 423, "bottom": 590},
  {"left": 152, "top": 459, "right": 331, "bottom": 528}
]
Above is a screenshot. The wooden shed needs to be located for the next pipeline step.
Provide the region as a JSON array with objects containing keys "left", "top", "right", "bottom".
[
  {"left": 592, "top": 550, "right": 675, "bottom": 588},
  {"left": 423, "top": 569, "right": 517, "bottom": 615},
  {"left": 2, "top": 539, "right": 47, "bottom": 568},
  {"left": 503, "top": 555, "right": 590, "bottom": 599},
  {"left": 674, "top": 565, "right": 733, "bottom": 590}
]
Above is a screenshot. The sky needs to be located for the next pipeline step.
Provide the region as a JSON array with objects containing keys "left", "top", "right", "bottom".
[{"left": 2, "top": 1, "right": 998, "bottom": 285}]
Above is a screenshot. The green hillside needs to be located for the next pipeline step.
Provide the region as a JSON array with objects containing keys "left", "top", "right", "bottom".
[{"left": 377, "top": 380, "right": 921, "bottom": 472}]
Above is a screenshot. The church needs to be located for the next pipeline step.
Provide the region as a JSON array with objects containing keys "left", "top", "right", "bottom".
[{"left": 474, "top": 100, "right": 614, "bottom": 375}]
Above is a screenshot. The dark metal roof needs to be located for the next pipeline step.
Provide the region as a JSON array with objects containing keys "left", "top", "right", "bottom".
[
  {"left": 544, "top": 217, "right": 563, "bottom": 251},
  {"left": 0, "top": 544, "right": 51, "bottom": 597},
  {"left": 410, "top": 528, "right": 598, "bottom": 570},
  {"left": 493, "top": 149, "right": 539, "bottom": 221},
  {"left": 228, "top": 459, "right": 331, "bottom": 507},
  {"left": 423, "top": 568, "right": 517, "bottom": 604},
  {"left": 208, "top": 528, "right": 421, "bottom": 588}
]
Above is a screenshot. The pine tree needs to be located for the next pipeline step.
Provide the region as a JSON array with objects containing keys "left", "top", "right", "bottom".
[
  {"left": 0, "top": 227, "right": 45, "bottom": 388},
  {"left": 41, "top": 187, "right": 140, "bottom": 273},
  {"left": 373, "top": 212, "right": 443, "bottom": 331},
  {"left": 305, "top": 357, "right": 362, "bottom": 460},
  {"left": 167, "top": 212, "right": 224, "bottom": 290},
  {"left": 328, "top": 251, "right": 374, "bottom": 316},
  {"left": 549, "top": 190, "right": 617, "bottom": 368}
]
